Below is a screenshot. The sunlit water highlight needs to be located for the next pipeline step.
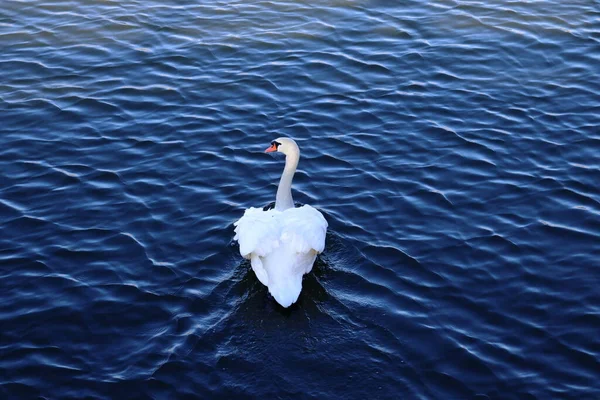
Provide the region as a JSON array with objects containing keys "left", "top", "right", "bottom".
[{"left": 1, "top": 0, "right": 599, "bottom": 398}]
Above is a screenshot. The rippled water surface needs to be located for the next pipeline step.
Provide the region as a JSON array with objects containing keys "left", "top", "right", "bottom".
[{"left": 1, "top": 0, "right": 600, "bottom": 398}]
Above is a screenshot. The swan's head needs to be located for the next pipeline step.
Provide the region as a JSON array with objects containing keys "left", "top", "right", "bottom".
[{"left": 265, "top": 137, "right": 299, "bottom": 157}]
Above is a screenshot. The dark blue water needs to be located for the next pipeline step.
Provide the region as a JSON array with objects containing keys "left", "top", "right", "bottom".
[{"left": 1, "top": 0, "right": 599, "bottom": 398}]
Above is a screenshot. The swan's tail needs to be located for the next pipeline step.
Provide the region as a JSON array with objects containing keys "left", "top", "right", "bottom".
[
  {"left": 268, "top": 276, "right": 302, "bottom": 308},
  {"left": 256, "top": 247, "right": 314, "bottom": 308}
]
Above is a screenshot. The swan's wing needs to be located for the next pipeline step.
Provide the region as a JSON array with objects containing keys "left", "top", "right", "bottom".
[
  {"left": 234, "top": 205, "right": 328, "bottom": 258},
  {"left": 233, "top": 207, "right": 281, "bottom": 258},
  {"left": 279, "top": 205, "right": 328, "bottom": 254},
  {"left": 250, "top": 254, "right": 269, "bottom": 286}
]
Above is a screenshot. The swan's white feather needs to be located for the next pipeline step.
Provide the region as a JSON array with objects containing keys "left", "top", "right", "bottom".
[
  {"left": 234, "top": 207, "right": 281, "bottom": 259},
  {"left": 234, "top": 205, "right": 328, "bottom": 307},
  {"left": 279, "top": 205, "right": 327, "bottom": 254},
  {"left": 234, "top": 205, "right": 326, "bottom": 258}
]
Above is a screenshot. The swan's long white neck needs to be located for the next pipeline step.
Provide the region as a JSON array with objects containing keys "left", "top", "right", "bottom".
[{"left": 275, "top": 150, "right": 299, "bottom": 211}]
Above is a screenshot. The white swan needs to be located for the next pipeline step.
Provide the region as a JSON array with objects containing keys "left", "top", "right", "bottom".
[{"left": 234, "top": 138, "right": 328, "bottom": 307}]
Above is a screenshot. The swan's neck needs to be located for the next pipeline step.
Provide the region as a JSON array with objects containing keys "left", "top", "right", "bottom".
[{"left": 275, "top": 151, "right": 299, "bottom": 211}]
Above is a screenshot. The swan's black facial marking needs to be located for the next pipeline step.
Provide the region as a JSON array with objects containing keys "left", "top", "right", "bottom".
[{"left": 271, "top": 141, "right": 281, "bottom": 149}]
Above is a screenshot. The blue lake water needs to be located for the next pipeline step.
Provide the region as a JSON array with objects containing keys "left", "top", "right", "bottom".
[{"left": 1, "top": 0, "right": 599, "bottom": 398}]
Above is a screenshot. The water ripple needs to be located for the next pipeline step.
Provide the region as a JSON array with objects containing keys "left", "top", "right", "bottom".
[{"left": 1, "top": 0, "right": 599, "bottom": 398}]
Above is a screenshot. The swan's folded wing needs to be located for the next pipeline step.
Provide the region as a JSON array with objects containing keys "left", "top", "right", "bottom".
[
  {"left": 233, "top": 207, "right": 281, "bottom": 258},
  {"left": 279, "top": 205, "right": 328, "bottom": 254}
]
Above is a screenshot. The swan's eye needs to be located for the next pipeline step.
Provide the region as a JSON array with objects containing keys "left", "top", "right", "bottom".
[{"left": 265, "top": 141, "right": 280, "bottom": 153}]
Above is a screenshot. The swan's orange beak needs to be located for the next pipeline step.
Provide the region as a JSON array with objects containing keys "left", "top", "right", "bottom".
[{"left": 265, "top": 144, "right": 277, "bottom": 153}]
